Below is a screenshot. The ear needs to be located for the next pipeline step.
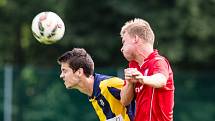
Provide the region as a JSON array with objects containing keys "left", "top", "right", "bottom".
[
  {"left": 134, "top": 35, "right": 139, "bottom": 43},
  {"left": 77, "top": 68, "right": 84, "bottom": 77}
]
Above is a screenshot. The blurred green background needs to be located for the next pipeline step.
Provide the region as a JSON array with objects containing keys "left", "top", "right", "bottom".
[{"left": 0, "top": 0, "right": 215, "bottom": 121}]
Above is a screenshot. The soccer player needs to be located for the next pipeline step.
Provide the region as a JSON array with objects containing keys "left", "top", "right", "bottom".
[
  {"left": 120, "top": 18, "right": 175, "bottom": 121},
  {"left": 57, "top": 48, "right": 134, "bottom": 121}
]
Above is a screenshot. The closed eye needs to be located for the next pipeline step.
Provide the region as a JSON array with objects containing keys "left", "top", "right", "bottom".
[{"left": 61, "top": 69, "right": 67, "bottom": 73}]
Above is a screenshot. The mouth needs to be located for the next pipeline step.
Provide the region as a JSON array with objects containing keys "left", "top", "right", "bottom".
[
  {"left": 63, "top": 81, "right": 67, "bottom": 85},
  {"left": 64, "top": 82, "right": 69, "bottom": 88}
]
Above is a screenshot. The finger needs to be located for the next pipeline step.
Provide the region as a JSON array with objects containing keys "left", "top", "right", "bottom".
[
  {"left": 125, "top": 72, "right": 133, "bottom": 77},
  {"left": 125, "top": 76, "right": 133, "bottom": 80},
  {"left": 134, "top": 75, "right": 142, "bottom": 79}
]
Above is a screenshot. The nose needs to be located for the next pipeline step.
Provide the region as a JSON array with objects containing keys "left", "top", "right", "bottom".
[
  {"left": 121, "top": 47, "right": 123, "bottom": 53},
  {"left": 60, "top": 72, "right": 64, "bottom": 79}
]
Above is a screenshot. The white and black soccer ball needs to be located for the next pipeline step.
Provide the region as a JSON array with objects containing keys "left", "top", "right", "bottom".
[{"left": 31, "top": 11, "right": 65, "bottom": 44}]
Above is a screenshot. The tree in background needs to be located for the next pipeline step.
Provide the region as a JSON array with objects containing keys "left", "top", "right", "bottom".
[{"left": 0, "top": 0, "right": 215, "bottom": 121}]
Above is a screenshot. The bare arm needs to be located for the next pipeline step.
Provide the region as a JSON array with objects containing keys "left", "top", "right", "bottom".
[
  {"left": 120, "top": 81, "right": 134, "bottom": 106},
  {"left": 120, "top": 68, "right": 137, "bottom": 106},
  {"left": 128, "top": 68, "right": 168, "bottom": 88},
  {"left": 137, "top": 73, "right": 167, "bottom": 88}
]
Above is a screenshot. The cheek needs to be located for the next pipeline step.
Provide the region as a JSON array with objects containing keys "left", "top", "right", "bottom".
[
  {"left": 64, "top": 72, "right": 73, "bottom": 81},
  {"left": 123, "top": 44, "right": 133, "bottom": 53},
  {"left": 67, "top": 73, "right": 78, "bottom": 83},
  {"left": 64, "top": 75, "right": 74, "bottom": 86}
]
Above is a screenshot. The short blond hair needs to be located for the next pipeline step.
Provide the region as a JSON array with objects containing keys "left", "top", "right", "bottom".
[{"left": 120, "top": 18, "right": 155, "bottom": 45}]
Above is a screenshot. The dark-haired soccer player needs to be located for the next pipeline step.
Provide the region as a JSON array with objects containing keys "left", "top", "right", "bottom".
[{"left": 58, "top": 48, "right": 134, "bottom": 121}]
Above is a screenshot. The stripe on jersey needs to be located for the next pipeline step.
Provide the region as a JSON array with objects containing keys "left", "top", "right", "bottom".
[
  {"left": 90, "top": 74, "right": 132, "bottom": 121},
  {"left": 107, "top": 87, "right": 121, "bottom": 100},
  {"left": 96, "top": 94, "right": 116, "bottom": 119},
  {"left": 91, "top": 98, "right": 106, "bottom": 121},
  {"left": 100, "top": 78, "right": 130, "bottom": 121}
]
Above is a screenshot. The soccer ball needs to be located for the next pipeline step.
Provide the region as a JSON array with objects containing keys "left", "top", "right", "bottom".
[{"left": 31, "top": 11, "right": 65, "bottom": 44}]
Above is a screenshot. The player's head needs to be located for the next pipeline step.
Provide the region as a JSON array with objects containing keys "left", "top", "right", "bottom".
[
  {"left": 120, "top": 18, "right": 155, "bottom": 45},
  {"left": 120, "top": 18, "right": 155, "bottom": 61},
  {"left": 57, "top": 48, "right": 94, "bottom": 89}
]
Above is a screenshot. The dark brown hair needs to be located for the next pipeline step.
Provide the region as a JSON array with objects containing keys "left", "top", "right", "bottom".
[{"left": 57, "top": 48, "right": 94, "bottom": 77}]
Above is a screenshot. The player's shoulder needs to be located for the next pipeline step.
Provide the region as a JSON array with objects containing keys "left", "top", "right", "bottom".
[
  {"left": 99, "top": 77, "right": 124, "bottom": 90},
  {"left": 150, "top": 54, "right": 169, "bottom": 64}
]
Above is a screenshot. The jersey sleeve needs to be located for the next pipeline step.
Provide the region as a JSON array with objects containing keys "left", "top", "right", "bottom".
[
  {"left": 107, "top": 77, "right": 125, "bottom": 89},
  {"left": 100, "top": 77, "right": 124, "bottom": 100},
  {"left": 151, "top": 58, "right": 169, "bottom": 79}
]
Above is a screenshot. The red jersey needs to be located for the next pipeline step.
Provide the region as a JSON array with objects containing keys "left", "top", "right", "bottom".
[{"left": 129, "top": 50, "right": 174, "bottom": 121}]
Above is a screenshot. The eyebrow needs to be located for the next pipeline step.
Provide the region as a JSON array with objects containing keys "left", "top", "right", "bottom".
[{"left": 61, "top": 68, "right": 66, "bottom": 71}]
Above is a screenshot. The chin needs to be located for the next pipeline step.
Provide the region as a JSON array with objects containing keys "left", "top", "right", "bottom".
[
  {"left": 123, "top": 54, "right": 132, "bottom": 61},
  {"left": 124, "top": 56, "right": 132, "bottom": 61},
  {"left": 65, "top": 86, "right": 72, "bottom": 89},
  {"left": 65, "top": 84, "right": 72, "bottom": 89},
  {"left": 67, "top": 87, "right": 73, "bottom": 89}
]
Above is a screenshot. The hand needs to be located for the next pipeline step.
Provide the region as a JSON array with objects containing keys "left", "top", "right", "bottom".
[
  {"left": 124, "top": 68, "right": 137, "bottom": 83},
  {"left": 124, "top": 68, "right": 144, "bottom": 84}
]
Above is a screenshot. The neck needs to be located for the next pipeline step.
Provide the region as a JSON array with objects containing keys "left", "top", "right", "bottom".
[
  {"left": 77, "top": 76, "right": 94, "bottom": 96},
  {"left": 135, "top": 43, "right": 153, "bottom": 66}
]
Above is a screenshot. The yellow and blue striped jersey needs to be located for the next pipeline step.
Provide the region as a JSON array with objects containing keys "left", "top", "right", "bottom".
[{"left": 89, "top": 73, "right": 134, "bottom": 121}]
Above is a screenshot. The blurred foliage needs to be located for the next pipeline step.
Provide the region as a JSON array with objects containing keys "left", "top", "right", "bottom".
[
  {"left": 1, "top": 66, "right": 98, "bottom": 121},
  {"left": 0, "top": 0, "right": 214, "bottom": 68},
  {"left": 1, "top": 67, "right": 215, "bottom": 121},
  {"left": 0, "top": 0, "right": 215, "bottom": 121},
  {"left": 0, "top": 0, "right": 6, "bottom": 7},
  {"left": 174, "top": 70, "right": 215, "bottom": 121}
]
